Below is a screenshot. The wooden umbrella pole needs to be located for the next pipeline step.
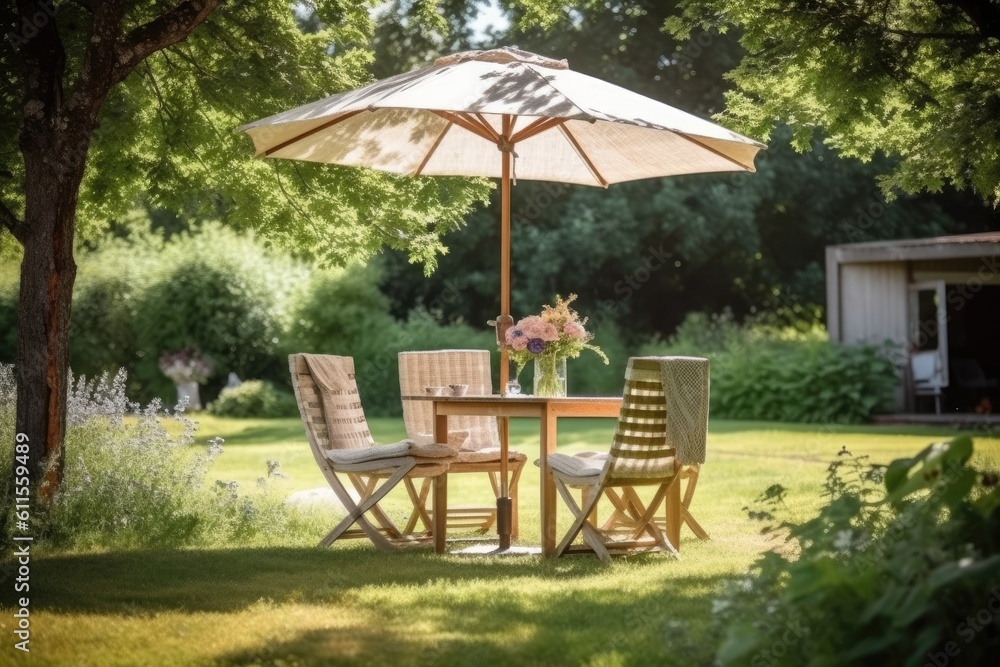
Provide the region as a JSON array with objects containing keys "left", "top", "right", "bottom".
[
  {"left": 496, "top": 114, "right": 514, "bottom": 550},
  {"left": 499, "top": 115, "right": 513, "bottom": 395}
]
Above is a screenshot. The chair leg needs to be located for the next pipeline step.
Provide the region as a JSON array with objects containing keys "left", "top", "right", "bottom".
[
  {"left": 348, "top": 473, "right": 403, "bottom": 539},
  {"left": 402, "top": 477, "right": 433, "bottom": 536},
  {"left": 600, "top": 488, "right": 637, "bottom": 531},
  {"left": 322, "top": 464, "right": 414, "bottom": 551},
  {"left": 682, "top": 507, "right": 710, "bottom": 540},
  {"left": 630, "top": 481, "right": 678, "bottom": 555},
  {"left": 509, "top": 460, "right": 524, "bottom": 540},
  {"left": 681, "top": 467, "right": 709, "bottom": 540},
  {"left": 553, "top": 478, "right": 609, "bottom": 561}
]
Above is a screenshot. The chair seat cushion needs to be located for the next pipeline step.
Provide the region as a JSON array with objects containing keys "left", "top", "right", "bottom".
[
  {"left": 409, "top": 442, "right": 455, "bottom": 458},
  {"left": 455, "top": 447, "right": 528, "bottom": 464},
  {"left": 541, "top": 452, "right": 608, "bottom": 479},
  {"left": 324, "top": 440, "right": 453, "bottom": 465}
]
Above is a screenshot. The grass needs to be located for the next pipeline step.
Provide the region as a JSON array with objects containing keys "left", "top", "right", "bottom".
[{"left": 2, "top": 417, "right": 999, "bottom": 666}]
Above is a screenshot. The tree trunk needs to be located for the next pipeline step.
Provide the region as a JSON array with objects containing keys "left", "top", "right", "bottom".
[
  {"left": 2, "top": 0, "right": 222, "bottom": 524},
  {"left": 15, "top": 132, "right": 88, "bottom": 504}
]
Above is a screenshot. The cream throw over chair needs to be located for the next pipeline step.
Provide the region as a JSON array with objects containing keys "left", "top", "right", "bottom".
[
  {"left": 290, "top": 354, "right": 453, "bottom": 550},
  {"left": 399, "top": 350, "right": 527, "bottom": 537},
  {"left": 542, "top": 356, "right": 709, "bottom": 561}
]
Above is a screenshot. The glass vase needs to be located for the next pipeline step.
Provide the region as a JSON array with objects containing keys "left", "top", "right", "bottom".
[{"left": 533, "top": 356, "right": 567, "bottom": 397}]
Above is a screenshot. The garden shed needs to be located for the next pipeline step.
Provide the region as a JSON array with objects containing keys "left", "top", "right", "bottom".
[{"left": 825, "top": 232, "right": 1000, "bottom": 414}]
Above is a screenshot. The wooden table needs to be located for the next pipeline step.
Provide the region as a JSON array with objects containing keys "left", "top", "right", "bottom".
[{"left": 414, "top": 394, "right": 625, "bottom": 556}]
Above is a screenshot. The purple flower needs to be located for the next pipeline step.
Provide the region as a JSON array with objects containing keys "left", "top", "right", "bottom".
[{"left": 527, "top": 338, "right": 546, "bottom": 354}]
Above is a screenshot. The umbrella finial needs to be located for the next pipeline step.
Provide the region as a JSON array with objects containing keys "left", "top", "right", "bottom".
[{"left": 435, "top": 47, "right": 569, "bottom": 70}]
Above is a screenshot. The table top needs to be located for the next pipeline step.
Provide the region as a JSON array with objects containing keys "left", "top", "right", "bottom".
[
  {"left": 403, "top": 394, "right": 621, "bottom": 403},
  {"left": 405, "top": 394, "right": 622, "bottom": 418}
]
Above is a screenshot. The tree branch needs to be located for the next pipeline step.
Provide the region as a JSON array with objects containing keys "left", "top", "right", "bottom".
[
  {"left": 0, "top": 199, "right": 27, "bottom": 245},
  {"left": 112, "top": 0, "right": 222, "bottom": 84},
  {"left": 883, "top": 27, "right": 985, "bottom": 41},
  {"left": 936, "top": 0, "right": 1000, "bottom": 41}
]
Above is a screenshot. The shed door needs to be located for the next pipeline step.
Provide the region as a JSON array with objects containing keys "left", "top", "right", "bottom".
[{"left": 908, "top": 280, "right": 949, "bottom": 388}]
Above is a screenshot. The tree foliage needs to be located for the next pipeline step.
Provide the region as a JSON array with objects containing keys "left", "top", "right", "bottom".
[
  {"left": 663, "top": 0, "right": 1000, "bottom": 204},
  {"left": 1, "top": 1, "right": 490, "bottom": 268}
]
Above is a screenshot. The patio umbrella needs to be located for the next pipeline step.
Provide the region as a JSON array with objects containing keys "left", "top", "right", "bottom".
[{"left": 239, "top": 46, "right": 764, "bottom": 548}]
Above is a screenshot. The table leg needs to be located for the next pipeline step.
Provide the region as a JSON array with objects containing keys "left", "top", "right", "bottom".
[
  {"left": 497, "top": 415, "right": 511, "bottom": 550},
  {"left": 664, "top": 474, "right": 682, "bottom": 552},
  {"left": 433, "top": 473, "right": 447, "bottom": 554},
  {"left": 433, "top": 411, "right": 449, "bottom": 554},
  {"left": 540, "top": 404, "right": 558, "bottom": 557}
]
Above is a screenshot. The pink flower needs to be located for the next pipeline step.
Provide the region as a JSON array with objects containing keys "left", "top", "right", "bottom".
[
  {"left": 505, "top": 327, "right": 529, "bottom": 351},
  {"left": 563, "top": 322, "right": 587, "bottom": 340},
  {"left": 517, "top": 316, "right": 559, "bottom": 342}
]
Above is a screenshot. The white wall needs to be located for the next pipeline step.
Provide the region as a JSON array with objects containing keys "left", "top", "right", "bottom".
[{"left": 839, "top": 262, "right": 909, "bottom": 345}]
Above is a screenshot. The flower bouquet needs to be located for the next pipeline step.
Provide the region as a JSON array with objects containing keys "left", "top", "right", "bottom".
[
  {"left": 504, "top": 294, "right": 608, "bottom": 397},
  {"left": 158, "top": 349, "right": 213, "bottom": 384},
  {"left": 159, "top": 349, "right": 213, "bottom": 411}
]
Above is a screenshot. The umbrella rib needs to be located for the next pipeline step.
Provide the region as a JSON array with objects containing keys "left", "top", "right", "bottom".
[
  {"left": 471, "top": 113, "right": 502, "bottom": 143},
  {"left": 432, "top": 110, "right": 496, "bottom": 143},
  {"left": 673, "top": 131, "right": 754, "bottom": 172},
  {"left": 262, "top": 109, "right": 366, "bottom": 157},
  {"left": 558, "top": 124, "right": 609, "bottom": 188},
  {"left": 511, "top": 117, "right": 566, "bottom": 144},
  {"left": 414, "top": 122, "right": 452, "bottom": 177}
]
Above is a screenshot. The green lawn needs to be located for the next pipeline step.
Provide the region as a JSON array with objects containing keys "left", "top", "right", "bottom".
[{"left": 3, "top": 417, "right": 999, "bottom": 666}]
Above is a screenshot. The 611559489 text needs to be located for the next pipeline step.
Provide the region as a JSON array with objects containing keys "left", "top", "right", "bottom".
[{"left": 12, "top": 432, "right": 33, "bottom": 653}]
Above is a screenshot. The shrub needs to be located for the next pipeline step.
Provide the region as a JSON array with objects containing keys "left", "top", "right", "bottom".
[
  {"left": 713, "top": 439, "right": 1000, "bottom": 666},
  {"left": 133, "top": 223, "right": 307, "bottom": 403},
  {"left": 0, "top": 364, "right": 317, "bottom": 549},
  {"left": 286, "top": 264, "right": 403, "bottom": 414},
  {"left": 69, "top": 236, "right": 161, "bottom": 399},
  {"left": 287, "top": 267, "right": 497, "bottom": 416},
  {"left": 642, "top": 311, "right": 898, "bottom": 423},
  {"left": 209, "top": 380, "right": 298, "bottom": 418}
]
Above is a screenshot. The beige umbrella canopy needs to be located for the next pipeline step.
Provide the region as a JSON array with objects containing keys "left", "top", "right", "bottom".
[{"left": 240, "top": 46, "right": 764, "bottom": 391}]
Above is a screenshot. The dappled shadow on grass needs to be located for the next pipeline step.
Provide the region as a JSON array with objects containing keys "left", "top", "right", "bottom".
[
  {"left": 13, "top": 545, "right": 712, "bottom": 613},
  {"left": 10, "top": 545, "right": 727, "bottom": 665},
  {"left": 197, "top": 421, "right": 305, "bottom": 445},
  {"left": 213, "top": 579, "right": 718, "bottom": 666},
  {"left": 206, "top": 552, "right": 721, "bottom": 666}
]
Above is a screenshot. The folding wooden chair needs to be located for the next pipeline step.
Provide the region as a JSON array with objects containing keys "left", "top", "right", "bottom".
[
  {"left": 543, "top": 356, "right": 710, "bottom": 561},
  {"left": 289, "top": 354, "right": 454, "bottom": 550},
  {"left": 587, "top": 457, "right": 708, "bottom": 541},
  {"left": 398, "top": 350, "right": 527, "bottom": 537}
]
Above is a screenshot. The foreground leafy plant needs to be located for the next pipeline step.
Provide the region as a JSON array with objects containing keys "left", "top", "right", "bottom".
[{"left": 716, "top": 438, "right": 1000, "bottom": 666}]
